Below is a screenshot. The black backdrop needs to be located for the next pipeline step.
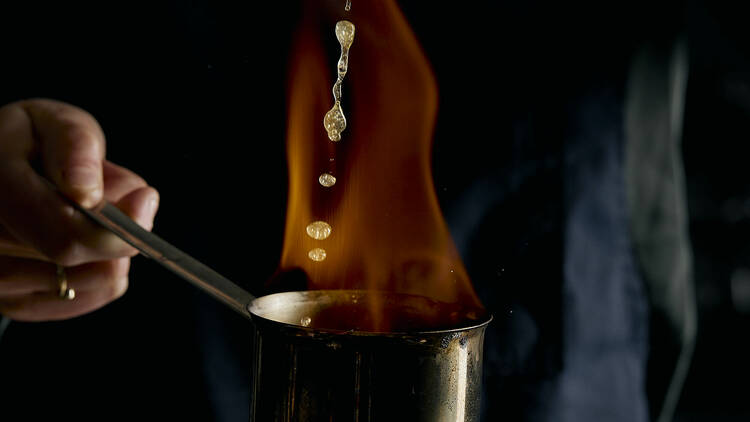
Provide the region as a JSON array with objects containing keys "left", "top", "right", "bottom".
[{"left": 0, "top": 1, "right": 748, "bottom": 420}]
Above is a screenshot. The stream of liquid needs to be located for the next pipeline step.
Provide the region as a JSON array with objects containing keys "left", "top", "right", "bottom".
[
  {"left": 308, "top": 5, "right": 355, "bottom": 263},
  {"left": 322, "top": 20, "right": 355, "bottom": 143}
]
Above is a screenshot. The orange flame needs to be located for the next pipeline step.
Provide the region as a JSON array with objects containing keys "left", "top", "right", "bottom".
[{"left": 279, "top": 0, "right": 483, "bottom": 329}]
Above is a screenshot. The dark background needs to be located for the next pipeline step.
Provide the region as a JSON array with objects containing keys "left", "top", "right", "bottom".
[
  {"left": 675, "top": 2, "right": 750, "bottom": 419},
  {"left": 0, "top": 0, "right": 748, "bottom": 420}
]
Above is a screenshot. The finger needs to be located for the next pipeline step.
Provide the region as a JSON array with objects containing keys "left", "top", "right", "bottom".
[
  {"left": 114, "top": 186, "right": 160, "bottom": 232},
  {"left": 0, "top": 103, "right": 84, "bottom": 262},
  {"left": 0, "top": 258, "right": 130, "bottom": 321},
  {"left": 0, "top": 101, "right": 157, "bottom": 265},
  {"left": 22, "top": 99, "right": 106, "bottom": 208},
  {"left": 102, "top": 160, "right": 148, "bottom": 203},
  {"left": 66, "top": 257, "right": 131, "bottom": 293},
  {"left": 0, "top": 158, "right": 132, "bottom": 265},
  {"left": 68, "top": 164, "right": 159, "bottom": 255},
  {"left": 0, "top": 225, "right": 48, "bottom": 261},
  {"left": 0, "top": 257, "right": 57, "bottom": 296},
  {"left": 0, "top": 287, "right": 128, "bottom": 322},
  {"left": 0, "top": 161, "right": 158, "bottom": 262},
  {"left": 102, "top": 160, "right": 161, "bottom": 230},
  {"left": 58, "top": 185, "right": 159, "bottom": 261},
  {"left": 0, "top": 257, "right": 129, "bottom": 297}
]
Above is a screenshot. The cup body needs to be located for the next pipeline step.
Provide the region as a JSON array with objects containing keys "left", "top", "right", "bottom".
[{"left": 248, "top": 290, "right": 490, "bottom": 421}]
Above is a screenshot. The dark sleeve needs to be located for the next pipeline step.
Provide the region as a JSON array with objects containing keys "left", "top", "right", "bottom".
[{"left": 624, "top": 34, "right": 696, "bottom": 422}]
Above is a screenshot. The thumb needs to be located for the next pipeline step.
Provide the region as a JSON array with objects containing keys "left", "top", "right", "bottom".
[{"left": 22, "top": 99, "right": 106, "bottom": 208}]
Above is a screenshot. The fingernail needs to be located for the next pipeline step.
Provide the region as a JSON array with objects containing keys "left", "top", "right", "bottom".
[
  {"left": 148, "top": 192, "right": 160, "bottom": 217},
  {"left": 63, "top": 165, "right": 100, "bottom": 191},
  {"left": 144, "top": 192, "right": 160, "bottom": 230}
]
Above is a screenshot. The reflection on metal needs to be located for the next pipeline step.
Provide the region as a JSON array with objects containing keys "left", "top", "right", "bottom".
[{"left": 456, "top": 345, "right": 468, "bottom": 422}]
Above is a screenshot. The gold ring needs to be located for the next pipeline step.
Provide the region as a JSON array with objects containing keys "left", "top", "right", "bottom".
[{"left": 56, "top": 265, "right": 76, "bottom": 300}]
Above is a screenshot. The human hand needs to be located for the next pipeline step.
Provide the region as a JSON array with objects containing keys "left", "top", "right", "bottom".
[{"left": 0, "top": 99, "right": 159, "bottom": 321}]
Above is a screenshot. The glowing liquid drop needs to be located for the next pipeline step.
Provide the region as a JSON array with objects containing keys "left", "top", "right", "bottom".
[
  {"left": 323, "top": 103, "right": 346, "bottom": 142},
  {"left": 306, "top": 221, "right": 332, "bottom": 240},
  {"left": 323, "top": 21, "right": 355, "bottom": 142},
  {"left": 300, "top": 316, "right": 312, "bottom": 327},
  {"left": 319, "top": 173, "right": 337, "bottom": 187},
  {"left": 335, "top": 20, "right": 355, "bottom": 50},
  {"left": 308, "top": 248, "right": 327, "bottom": 262},
  {"left": 345, "top": 0, "right": 351, "bottom": 12}
]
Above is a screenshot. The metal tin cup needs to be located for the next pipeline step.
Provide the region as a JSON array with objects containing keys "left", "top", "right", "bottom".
[{"left": 248, "top": 290, "right": 491, "bottom": 422}]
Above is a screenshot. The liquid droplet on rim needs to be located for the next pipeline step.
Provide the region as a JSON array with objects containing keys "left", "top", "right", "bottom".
[
  {"left": 319, "top": 173, "right": 337, "bottom": 187},
  {"left": 308, "top": 248, "right": 327, "bottom": 262},
  {"left": 306, "top": 221, "right": 332, "bottom": 240},
  {"left": 300, "top": 316, "right": 312, "bottom": 327}
]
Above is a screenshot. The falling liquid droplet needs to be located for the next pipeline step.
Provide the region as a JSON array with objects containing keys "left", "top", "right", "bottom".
[
  {"left": 335, "top": 21, "right": 355, "bottom": 50},
  {"left": 319, "top": 173, "right": 337, "bottom": 187},
  {"left": 301, "top": 316, "right": 312, "bottom": 327},
  {"left": 324, "top": 103, "right": 346, "bottom": 142},
  {"left": 306, "top": 221, "right": 332, "bottom": 240},
  {"left": 308, "top": 248, "right": 327, "bottom": 262},
  {"left": 345, "top": 0, "right": 351, "bottom": 12}
]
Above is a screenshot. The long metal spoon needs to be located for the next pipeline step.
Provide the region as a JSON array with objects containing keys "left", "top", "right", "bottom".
[{"left": 58, "top": 190, "right": 255, "bottom": 320}]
